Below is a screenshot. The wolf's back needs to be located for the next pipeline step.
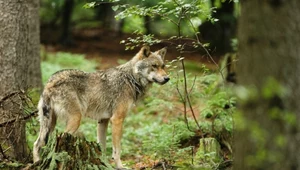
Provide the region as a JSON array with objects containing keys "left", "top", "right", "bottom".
[{"left": 38, "top": 69, "right": 88, "bottom": 116}]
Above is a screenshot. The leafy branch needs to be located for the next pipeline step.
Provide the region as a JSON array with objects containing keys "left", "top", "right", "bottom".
[{"left": 110, "top": 0, "right": 218, "bottom": 132}]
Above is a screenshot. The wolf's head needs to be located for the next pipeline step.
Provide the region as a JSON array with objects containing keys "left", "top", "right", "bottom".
[{"left": 133, "top": 46, "right": 170, "bottom": 85}]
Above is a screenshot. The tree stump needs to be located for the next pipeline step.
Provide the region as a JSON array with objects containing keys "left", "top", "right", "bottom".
[{"left": 29, "top": 133, "right": 111, "bottom": 169}]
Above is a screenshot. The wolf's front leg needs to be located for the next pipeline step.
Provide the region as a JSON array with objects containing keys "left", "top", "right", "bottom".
[{"left": 111, "top": 114, "right": 125, "bottom": 169}]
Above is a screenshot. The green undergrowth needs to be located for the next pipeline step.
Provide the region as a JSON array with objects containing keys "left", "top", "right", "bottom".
[
  {"left": 26, "top": 51, "right": 235, "bottom": 169},
  {"left": 41, "top": 50, "right": 98, "bottom": 83},
  {"left": 116, "top": 61, "right": 235, "bottom": 169}
]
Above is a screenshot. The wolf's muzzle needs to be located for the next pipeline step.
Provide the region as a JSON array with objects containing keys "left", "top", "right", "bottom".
[
  {"left": 153, "top": 76, "right": 170, "bottom": 85},
  {"left": 160, "top": 76, "right": 170, "bottom": 85},
  {"left": 164, "top": 77, "right": 170, "bottom": 83}
]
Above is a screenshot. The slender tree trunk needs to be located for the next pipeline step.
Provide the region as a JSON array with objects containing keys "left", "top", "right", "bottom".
[
  {"left": 95, "top": 3, "right": 120, "bottom": 31},
  {"left": 144, "top": 15, "right": 151, "bottom": 35},
  {"left": 235, "top": 0, "right": 300, "bottom": 169},
  {"left": 0, "top": 0, "right": 41, "bottom": 162},
  {"left": 60, "top": 0, "right": 74, "bottom": 45},
  {"left": 199, "top": 0, "right": 236, "bottom": 55}
]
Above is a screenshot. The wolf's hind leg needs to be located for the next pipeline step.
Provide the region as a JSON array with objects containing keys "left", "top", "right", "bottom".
[
  {"left": 97, "top": 119, "right": 109, "bottom": 153},
  {"left": 64, "top": 112, "right": 81, "bottom": 134},
  {"left": 33, "top": 110, "right": 57, "bottom": 162}
]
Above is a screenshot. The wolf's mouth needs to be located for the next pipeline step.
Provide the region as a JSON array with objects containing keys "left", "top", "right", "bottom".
[{"left": 153, "top": 78, "right": 169, "bottom": 85}]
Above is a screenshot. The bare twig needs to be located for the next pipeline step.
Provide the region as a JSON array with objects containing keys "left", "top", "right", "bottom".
[
  {"left": 186, "top": 13, "right": 227, "bottom": 84},
  {"left": 176, "top": 72, "right": 191, "bottom": 131},
  {"left": 0, "top": 90, "right": 38, "bottom": 128},
  {"left": 0, "top": 91, "right": 21, "bottom": 105},
  {"left": 180, "top": 59, "right": 201, "bottom": 130},
  {"left": 171, "top": 0, "right": 203, "bottom": 132},
  {"left": 188, "top": 76, "right": 197, "bottom": 95},
  {"left": 0, "top": 110, "right": 38, "bottom": 128}
]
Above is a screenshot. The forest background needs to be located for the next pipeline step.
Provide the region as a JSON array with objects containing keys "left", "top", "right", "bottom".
[{"left": 0, "top": 0, "right": 299, "bottom": 169}]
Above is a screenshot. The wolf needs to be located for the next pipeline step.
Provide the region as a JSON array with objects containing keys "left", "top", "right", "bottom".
[{"left": 33, "top": 46, "right": 170, "bottom": 169}]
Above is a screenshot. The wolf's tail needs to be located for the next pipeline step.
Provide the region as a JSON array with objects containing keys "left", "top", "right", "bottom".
[
  {"left": 33, "top": 95, "right": 57, "bottom": 162},
  {"left": 37, "top": 96, "right": 51, "bottom": 118},
  {"left": 38, "top": 96, "right": 50, "bottom": 117}
]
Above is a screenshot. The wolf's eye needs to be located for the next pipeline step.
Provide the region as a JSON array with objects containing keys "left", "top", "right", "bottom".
[{"left": 152, "top": 64, "right": 158, "bottom": 69}]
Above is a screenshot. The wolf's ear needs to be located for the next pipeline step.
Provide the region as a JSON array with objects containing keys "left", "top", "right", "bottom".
[
  {"left": 157, "top": 47, "right": 167, "bottom": 60},
  {"left": 140, "top": 46, "right": 151, "bottom": 58}
]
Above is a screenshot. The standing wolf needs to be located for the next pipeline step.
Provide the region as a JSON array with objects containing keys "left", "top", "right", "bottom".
[{"left": 33, "top": 46, "right": 169, "bottom": 168}]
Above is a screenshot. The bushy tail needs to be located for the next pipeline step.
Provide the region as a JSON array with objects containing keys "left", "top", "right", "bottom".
[
  {"left": 33, "top": 96, "right": 57, "bottom": 162},
  {"left": 38, "top": 96, "right": 50, "bottom": 118},
  {"left": 38, "top": 95, "right": 51, "bottom": 118}
]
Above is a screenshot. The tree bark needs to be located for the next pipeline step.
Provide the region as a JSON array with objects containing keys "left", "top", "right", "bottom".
[
  {"left": 27, "top": 0, "right": 42, "bottom": 89},
  {"left": 0, "top": 0, "right": 41, "bottom": 162},
  {"left": 235, "top": 0, "right": 300, "bottom": 169}
]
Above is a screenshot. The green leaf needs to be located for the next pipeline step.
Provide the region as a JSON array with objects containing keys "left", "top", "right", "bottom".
[
  {"left": 112, "top": 5, "right": 119, "bottom": 11},
  {"left": 83, "top": 2, "right": 96, "bottom": 9}
]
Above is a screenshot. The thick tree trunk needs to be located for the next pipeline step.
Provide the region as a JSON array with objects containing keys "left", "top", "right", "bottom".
[
  {"left": 235, "top": 0, "right": 300, "bottom": 169},
  {"left": 27, "top": 0, "right": 42, "bottom": 89},
  {"left": 0, "top": 0, "right": 41, "bottom": 162}
]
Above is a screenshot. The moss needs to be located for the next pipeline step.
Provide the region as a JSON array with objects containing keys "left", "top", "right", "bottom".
[
  {"left": 0, "top": 161, "right": 25, "bottom": 170},
  {"left": 29, "top": 133, "right": 113, "bottom": 170},
  {"left": 195, "top": 137, "right": 222, "bottom": 164}
]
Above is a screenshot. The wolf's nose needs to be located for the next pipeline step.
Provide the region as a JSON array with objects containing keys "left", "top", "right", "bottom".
[{"left": 164, "top": 77, "right": 170, "bottom": 82}]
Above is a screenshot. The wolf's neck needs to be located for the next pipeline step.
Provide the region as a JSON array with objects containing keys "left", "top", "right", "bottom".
[{"left": 117, "top": 61, "right": 151, "bottom": 101}]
